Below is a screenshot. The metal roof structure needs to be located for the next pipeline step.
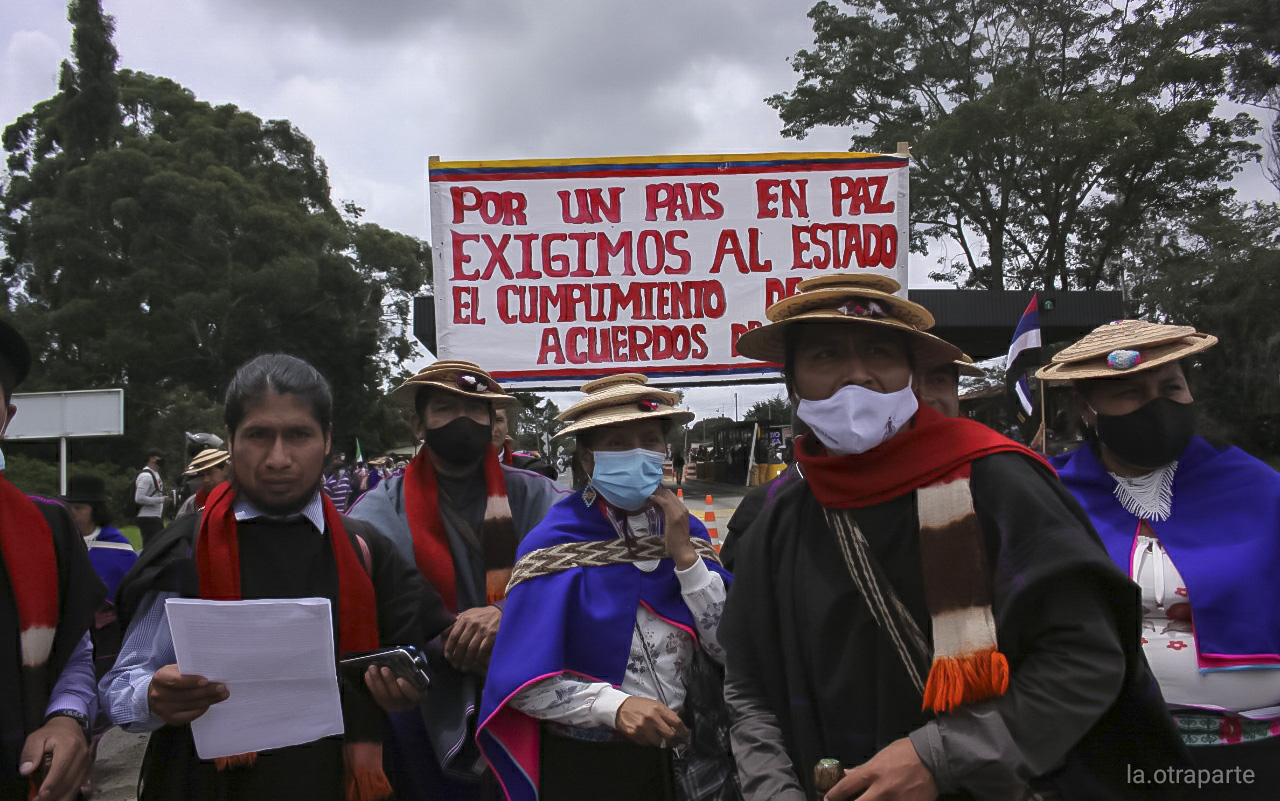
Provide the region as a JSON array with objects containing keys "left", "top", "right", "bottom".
[{"left": 909, "top": 289, "right": 1125, "bottom": 361}]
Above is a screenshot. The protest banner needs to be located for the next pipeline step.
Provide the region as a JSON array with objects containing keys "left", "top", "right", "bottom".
[{"left": 428, "top": 150, "right": 910, "bottom": 387}]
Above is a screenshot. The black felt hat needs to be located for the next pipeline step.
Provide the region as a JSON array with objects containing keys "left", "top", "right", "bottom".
[
  {"left": 61, "top": 475, "right": 107, "bottom": 504},
  {"left": 0, "top": 317, "right": 31, "bottom": 392}
]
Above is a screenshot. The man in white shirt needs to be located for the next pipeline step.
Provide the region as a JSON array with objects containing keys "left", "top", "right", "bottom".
[{"left": 133, "top": 449, "right": 165, "bottom": 548}]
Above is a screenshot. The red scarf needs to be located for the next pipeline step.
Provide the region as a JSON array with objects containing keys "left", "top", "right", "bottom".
[
  {"left": 796, "top": 402, "right": 1052, "bottom": 508},
  {"left": 403, "top": 445, "right": 514, "bottom": 613},
  {"left": 0, "top": 475, "right": 59, "bottom": 734},
  {"left": 195, "top": 483, "right": 390, "bottom": 801}
]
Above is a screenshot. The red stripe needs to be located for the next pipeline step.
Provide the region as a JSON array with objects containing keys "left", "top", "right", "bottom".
[
  {"left": 490, "top": 362, "right": 781, "bottom": 380},
  {"left": 0, "top": 475, "right": 58, "bottom": 634},
  {"left": 403, "top": 444, "right": 510, "bottom": 613}
]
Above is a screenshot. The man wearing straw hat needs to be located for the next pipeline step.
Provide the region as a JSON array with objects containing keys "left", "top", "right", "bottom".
[
  {"left": 348, "top": 359, "right": 567, "bottom": 801},
  {"left": 174, "top": 448, "right": 230, "bottom": 518},
  {"left": 718, "top": 275, "right": 1185, "bottom": 800}
]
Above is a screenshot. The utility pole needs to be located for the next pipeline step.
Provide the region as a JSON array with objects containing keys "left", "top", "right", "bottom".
[{"left": 734, "top": 392, "right": 739, "bottom": 420}]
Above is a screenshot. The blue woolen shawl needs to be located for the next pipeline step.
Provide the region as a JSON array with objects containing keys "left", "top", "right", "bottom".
[
  {"left": 477, "top": 490, "right": 731, "bottom": 801},
  {"left": 1053, "top": 436, "right": 1280, "bottom": 670}
]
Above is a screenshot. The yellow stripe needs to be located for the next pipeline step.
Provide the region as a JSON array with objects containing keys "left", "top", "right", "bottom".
[{"left": 428, "top": 150, "right": 900, "bottom": 171}]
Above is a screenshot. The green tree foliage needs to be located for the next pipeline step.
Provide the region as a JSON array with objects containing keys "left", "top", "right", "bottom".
[
  {"left": 1, "top": 1, "right": 429, "bottom": 462},
  {"left": 769, "top": 0, "right": 1260, "bottom": 290},
  {"left": 1186, "top": 0, "right": 1280, "bottom": 190},
  {"left": 744, "top": 393, "right": 792, "bottom": 423},
  {"left": 508, "top": 391, "right": 562, "bottom": 457},
  {"left": 1127, "top": 201, "right": 1280, "bottom": 454}
]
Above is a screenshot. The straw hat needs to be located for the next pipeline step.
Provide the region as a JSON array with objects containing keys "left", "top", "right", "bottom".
[
  {"left": 956, "top": 353, "right": 985, "bottom": 378},
  {"left": 1035, "top": 320, "right": 1217, "bottom": 382},
  {"left": 735, "top": 274, "right": 962, "bottom": 367},
  {"left": 555, "top": 373, "right": 694, "bottom": 440},
  {"left": 183, "top": 448, "right": 229, "bottom": 476},
  {"left": 390, "top": 360, "right": 516, "bottom": 409}
]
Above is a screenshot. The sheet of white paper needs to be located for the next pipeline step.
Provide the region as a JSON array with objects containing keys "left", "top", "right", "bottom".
[{"left": 165, "top": 597, "right": 345, "bottom": 759}]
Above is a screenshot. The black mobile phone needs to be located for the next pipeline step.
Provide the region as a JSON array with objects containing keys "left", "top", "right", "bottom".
[{"left": 339, "top": 646, "right": 431, "bottom": 693}]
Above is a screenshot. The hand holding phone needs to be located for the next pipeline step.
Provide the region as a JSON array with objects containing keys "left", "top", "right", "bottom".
[{"left": 339, "top": 646, "right": 431, "bottom": 693}]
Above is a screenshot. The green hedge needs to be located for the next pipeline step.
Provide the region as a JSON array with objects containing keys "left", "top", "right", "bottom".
[{"left": 4, "top": 453, "right": 141, "bottom": 525}]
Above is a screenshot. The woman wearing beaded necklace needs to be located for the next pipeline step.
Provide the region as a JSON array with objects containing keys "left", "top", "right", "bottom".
[
  {"left": 1042, "top": 319, "right": 1280, "bottom": 798},
  {"left": 477, "top": 374, "right": 737, "bottom": 801}
]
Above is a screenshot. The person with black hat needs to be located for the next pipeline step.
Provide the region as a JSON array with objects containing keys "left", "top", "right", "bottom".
[
  {"left": 345, "top": 360, "right": 567, "bottom": 801},
  {"left": 61, "top": 476, "right": 137, "bottom": 606},
  {"left": 60, "top": 474, "right": 137, "bottom": 794},
  {"left": 0, "top": 319, "right": 103, "bottom": 801},
  {"left": 62, "top": 476, "right": 137, "bottom": 679},
  {"left": 133, "top": 448, "right": 166, "bottom": 548},
  {"left": 718, "top": 275, "right": 1187, "bottom": 800}
]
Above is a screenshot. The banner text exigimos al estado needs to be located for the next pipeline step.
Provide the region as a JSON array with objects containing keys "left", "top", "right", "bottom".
[{"left": 428, "top": 152, "right": 909, "bottom": 387}]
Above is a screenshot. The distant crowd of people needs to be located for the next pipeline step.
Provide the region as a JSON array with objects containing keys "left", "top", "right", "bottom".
[{"left": 2, "top": 272, "right": 1278, "bottom": 801}]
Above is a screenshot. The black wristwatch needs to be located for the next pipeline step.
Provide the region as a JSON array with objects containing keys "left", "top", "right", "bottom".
[{"left": 44, "top": 709, "right": 90, "bottom": 741}]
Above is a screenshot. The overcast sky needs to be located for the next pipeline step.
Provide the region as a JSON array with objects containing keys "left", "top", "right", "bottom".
[{"left": 4, "top": 1, "right": 1274, "bottom": 425}]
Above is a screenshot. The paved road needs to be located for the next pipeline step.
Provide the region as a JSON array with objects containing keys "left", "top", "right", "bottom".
[{"left": 92, "top": 728, "right": 147, "bottom": 801}]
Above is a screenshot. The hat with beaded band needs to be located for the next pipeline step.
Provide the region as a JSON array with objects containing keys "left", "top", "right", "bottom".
[
  {"left": 735, "top": 274, "right": 962, "bottom": 368},
  {"left": 390, "top": 360, "right": 516, "bottom": 408},
  {"left": 555, "top": 374, "right": 694, "bottom": 440},
  {"left": 1035, "top": 320, "right": 1217, "bottom": 382}
]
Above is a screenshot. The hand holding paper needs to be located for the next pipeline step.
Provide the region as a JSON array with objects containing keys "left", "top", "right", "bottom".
[
  {"left": 165, "top": 597, "right": 345, "bottom": 759},
  {"left": 147, "top": 663, "right": 229, "bottom": 725}
]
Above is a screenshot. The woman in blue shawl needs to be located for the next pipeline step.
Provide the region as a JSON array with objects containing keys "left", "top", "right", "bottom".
[
  {"left": 1040, "top": 320, "right": 1280, "bottom": 799},
  {"left": 478, "top": 374, "right": 735, "bottom": 801}
]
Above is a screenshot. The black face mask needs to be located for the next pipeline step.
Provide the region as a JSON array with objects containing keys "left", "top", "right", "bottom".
[
  {"left": 1094, "top": 396, "right": 1196, "bottom": 469},
  {"left": 425, "top": 417, "right": 491, "bottom": 468}
]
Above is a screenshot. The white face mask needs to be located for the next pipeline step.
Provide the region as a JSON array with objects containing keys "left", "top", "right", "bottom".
[{"left": 796, "top": 383, "right": 919, "bottom": 455}]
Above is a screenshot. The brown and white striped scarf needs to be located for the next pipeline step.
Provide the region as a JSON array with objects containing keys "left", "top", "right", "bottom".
[
  {"left": 403, "top": 445, "right": 515, "bottom": 612},
  {"left": 823, "top": 470, "right": 1008, "bottom": 713}
]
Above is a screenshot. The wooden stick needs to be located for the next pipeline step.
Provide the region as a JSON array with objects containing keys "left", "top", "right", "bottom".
[
  {"left": 814, "top": 758, "right": 843, "bottom": 799},
  {"left": 1038, "top": 376, "right": 1048, "bottom": 454}
]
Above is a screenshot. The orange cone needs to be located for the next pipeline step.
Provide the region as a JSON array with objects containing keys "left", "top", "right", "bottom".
[
  {"left": 677, "top": 488, "right": 684, "bottom": 501},
  {"left": 703, "top": 495, "right": 720, "bottom": 551}
]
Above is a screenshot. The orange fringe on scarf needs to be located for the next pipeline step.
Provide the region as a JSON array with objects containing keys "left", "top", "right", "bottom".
[
  {"left": 215, "top": 753, "right": 258, "bottom": 770},
  {"left": 345, "top": 743, "right": 394, "bottom": 801},
  {"left": 921, "top": 647, "right": 1010, "bottom": 713}
]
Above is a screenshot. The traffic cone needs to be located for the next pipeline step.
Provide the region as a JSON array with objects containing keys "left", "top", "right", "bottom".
[
  {"left": 703, "top": 494, "right": 720, "bottom": 551},
  {"left": 677, "top": 488, "right": 684, "bottom": 501}
]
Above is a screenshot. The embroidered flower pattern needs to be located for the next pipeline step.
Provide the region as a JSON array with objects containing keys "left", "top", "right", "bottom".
[
  {"left": 1167, "top": 640, "right": 1189, "bottom": 651},
  {"left": 1175, "top": 587, "right": 1188, "bottom": 597}
]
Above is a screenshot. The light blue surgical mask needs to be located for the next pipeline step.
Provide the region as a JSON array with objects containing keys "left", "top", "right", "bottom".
[{"left": 589, "top": 448, "right": 666, "bottom": 512}]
